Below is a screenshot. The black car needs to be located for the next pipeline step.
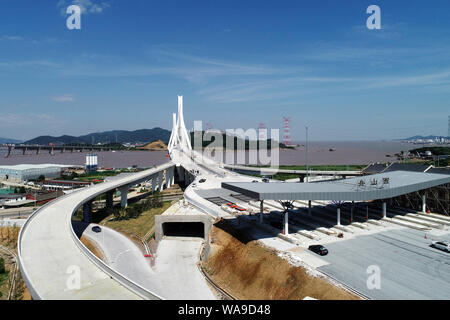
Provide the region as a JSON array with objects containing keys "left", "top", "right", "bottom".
[
  {"left": 91, "top": 226, "right": 102, "bottom": 233},
  {"left": 199, "top": 178, "right": 206, "bottom": 183},
  {"left": 262, "top": 178, "right": 269, "bottom": 183},
  {"left": 308, "top": 245, "right": 328, "bottom": 256}
]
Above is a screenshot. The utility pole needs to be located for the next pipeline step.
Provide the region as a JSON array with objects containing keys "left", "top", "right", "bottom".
[{"left": 305, "top": 126, "right": 309, "bottom": 183}]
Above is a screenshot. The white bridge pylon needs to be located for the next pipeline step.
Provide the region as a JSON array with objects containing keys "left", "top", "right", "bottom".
[{"left": 168, "top": 95, "right": 192, "bottom": 154}]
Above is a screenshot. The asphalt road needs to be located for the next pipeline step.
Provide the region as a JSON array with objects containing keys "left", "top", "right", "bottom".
[
  {"left": 83, "top": 224, "right": 216, "bottom": 300},
  {"left": 317, "top": 228, "right": 450, "bottom": 299}
]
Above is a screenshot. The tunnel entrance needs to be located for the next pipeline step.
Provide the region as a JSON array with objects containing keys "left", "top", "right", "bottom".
[{"left": 162, "top": 222, "right": 205, "bottom": 238}]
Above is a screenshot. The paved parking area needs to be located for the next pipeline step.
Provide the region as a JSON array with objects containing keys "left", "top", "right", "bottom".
[{"left": 317, "top": 228, "right": 450, "bottom": 299}]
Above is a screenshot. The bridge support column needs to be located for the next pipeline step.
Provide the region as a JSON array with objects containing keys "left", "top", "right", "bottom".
[
  {"left": 106, "top": 190, "right": 114, "bottom": 208},
  {"left": 308, "top": 200, "right": 312, "bottom": 215},
  {"left": 83, "top": 201, "right": 92, "bottom": 223},
  {"left": 259, "top": 200, "right": 264, "bottom": 224},
  {"left": 36, "top": 147, "right": 40, "bottom": 155},
  {"left": 284, "top": 211, "right": 289, "bottom": 235},
  {"left": 176, "top": 166, "right": 184, "bottom": 183},
  {"left": 337, "top": 207, "right": 341, "bottom": 226},
  {"left": 165, "top": 170, "right": 171, "bottom": 188},
  {"left": 23, "top": 147, "right": 27, "bottom": 155},
  {"left": 170, "top": 167, "right": 175, "bottom": 186},
  {"left": 119, "top": 186, "right": 129, "bottom": 208},
  {"left": 158, "top": 172, "right": 164, "bottom": 192},
  {"left": 422, "top": 195, "right": 426, "bottom": 213},
  {"left": 151, "top": 176, "right": 157, "bottom": 193},
  {"left": 350, "top": 201, "right": 354, "bottom": 223},
  {"left": 6, "top": 146, "right": 14, "bottom": 157},
  {"left": 382, "top": 202, "right": 386, "bottom": 218}
]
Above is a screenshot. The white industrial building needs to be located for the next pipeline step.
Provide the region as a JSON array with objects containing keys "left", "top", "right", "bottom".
[{"left": 0, "top": 164, "right": 71, "bottom": 183}]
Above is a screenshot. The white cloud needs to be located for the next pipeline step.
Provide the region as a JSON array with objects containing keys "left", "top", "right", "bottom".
[
  {"left": 57, "top": 0, "right": 111, "bottom": 16},
  {"left": 0, "top": 113, "right": 59, "bottom": 127},
  {"left": 52, "top": 95, "right": 76, "bottom": 102},
  {"left": 1, "top": 35, "right": 23, "bottom": 41}
]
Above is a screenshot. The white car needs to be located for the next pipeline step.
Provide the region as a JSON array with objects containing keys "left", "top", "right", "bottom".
[{"left": 431, "top": 241, "right": 450, "bottom": 252}]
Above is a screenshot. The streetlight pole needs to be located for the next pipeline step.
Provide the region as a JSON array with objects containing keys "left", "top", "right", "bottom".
[{"left": 305, "top": 126, "right": 309, "bottom": 183}]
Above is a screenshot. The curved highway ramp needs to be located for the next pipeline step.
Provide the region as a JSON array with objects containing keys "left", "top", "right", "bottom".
[{"left": 18, "top": 163, "right": 174, "bottom": 300}]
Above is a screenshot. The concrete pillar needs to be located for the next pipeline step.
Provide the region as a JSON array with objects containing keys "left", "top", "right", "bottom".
[
  {"left": 119, "top": 186, "right": 129, "bottom": 208},
  {"left": 350, "top": 201, "right": 354, "bottom": 223},
  {"left": 382, "top": 202, "right": 386, "bottom": 218},
  {"left": 151, "top": 176, "right": 157, "bottom": 193},
  {"left": 7, "top": 146, "right": 14, "bottom": 157},
  {"left": 337, "top": 207, "right": 341, "bottom": 225},
  {"left": 158, "top": 172, "right": 164, "bottom": 192},
  {"left": 308, "top": 200, "right": 312, "bottom": 215},
  {"left": 165, "top": 170, "right": 171, "bottom": 188},
  {"left": 83, "top": 201, "right": 92, "bottom": 223},
  {"left": 177, "top": 166, "right": 184, "bottom": 183},
  {"left": 106, "top": 190, "right": 114, "bottom": 208},
  {"left": 259, "top": 200, "right": 264, "bottom": 224},
  {"left": 36, "top": 147, "right": 40, "bottom": 155},
  {"left": 284, "top": 211, "right": 289, "bottom": 235},
  {"left": 171, "top": 167, "right": 175, "bottom": 185},
  {"left": 422, "top": 194, "right": 426, "bottom": 213},
  {"left": 23, "top": 147, "right": 27, "bottom": 156}
]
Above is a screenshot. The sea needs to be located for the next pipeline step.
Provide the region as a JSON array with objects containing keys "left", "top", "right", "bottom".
[{"left": 0, "top": 141, "right": 418, "bottom": 168}]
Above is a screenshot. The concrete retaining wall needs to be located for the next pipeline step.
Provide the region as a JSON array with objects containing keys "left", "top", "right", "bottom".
[{"left": 155, "top": 214, "right": 213, "bottom": 244}]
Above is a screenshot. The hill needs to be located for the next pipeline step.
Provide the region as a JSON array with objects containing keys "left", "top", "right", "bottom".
[
  {"left": 136, "top": 140, "right": 168, "bottom": 151},
  {"left": 0, "top": 137, "right": 23, "bottom": 144},
  {"left": 24, "top": 128, "right": 171, "bottom": 145},
  {"left": 190, "top": 131, "right": 294, "bottom": 150},
  {"left": 402, "top": 135, "right": 448, "bottom": 141}
]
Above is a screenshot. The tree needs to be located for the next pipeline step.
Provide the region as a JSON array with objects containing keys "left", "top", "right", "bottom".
[
  {"left": 38, "top": 175, "right": 45, "bottom": 182},
  {"left": 0, "top": 257, "right": 5, "bottom": 274}
]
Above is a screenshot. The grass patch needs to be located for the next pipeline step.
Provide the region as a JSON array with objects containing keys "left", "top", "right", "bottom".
[{"left": 104, "top": 201, "right": 172, "bottom": 240}]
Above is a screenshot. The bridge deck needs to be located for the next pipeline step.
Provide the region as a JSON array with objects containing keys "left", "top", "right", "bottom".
[{"left": 19, "top": 162, "right": 174, "bottom": 299}]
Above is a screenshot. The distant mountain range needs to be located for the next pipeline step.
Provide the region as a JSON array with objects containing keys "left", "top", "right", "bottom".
[
  {"left": 24, "top": 128, "right": 171, "bottom": 145},
  {"left": 402, "top": 135, "right": 448, "bottom": 141},
  {"left": 0, "top": 137, "right": 22, "bottom": 144}
]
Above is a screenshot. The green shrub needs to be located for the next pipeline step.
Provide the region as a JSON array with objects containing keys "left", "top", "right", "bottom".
[{"left": 0, "top": 257, "right": 5, "bottom": 274}]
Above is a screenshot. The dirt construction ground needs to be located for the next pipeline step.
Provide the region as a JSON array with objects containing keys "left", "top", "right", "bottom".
[{"left": 203, "top": 221, "right": 359, "bottom": 300}]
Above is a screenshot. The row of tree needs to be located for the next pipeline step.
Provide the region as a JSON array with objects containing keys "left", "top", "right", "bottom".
[{"left": 110, "top": 194, "right": 164, "bottom": 220}]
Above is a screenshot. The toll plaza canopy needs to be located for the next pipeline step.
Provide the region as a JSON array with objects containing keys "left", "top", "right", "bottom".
[{"left": 222, "top": 170, "right": 450, "bottom": 202}]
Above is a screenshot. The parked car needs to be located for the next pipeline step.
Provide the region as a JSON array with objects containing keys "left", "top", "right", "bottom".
[
  {"left": 91, "top": 226, "right": 102, "bottom": 233},
  {"left": 431, "top": 240, "right": 450, "bottom": 252},
  {"left": 262, "top": 178, "right": 269, "bottom": 183},
  {"left": 308, "top": 245, "right": 328, "bottom": 256},
  {"left": 199, "top": 178, "right": 206, "bottom": 183}
]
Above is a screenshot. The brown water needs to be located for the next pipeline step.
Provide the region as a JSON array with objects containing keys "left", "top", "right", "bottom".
[{"left": 0, "top": 141, "right": 412, "bottom": 168}]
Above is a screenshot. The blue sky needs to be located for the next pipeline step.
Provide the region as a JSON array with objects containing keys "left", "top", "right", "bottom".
[{"left": 0, "top": 0, "right": 449, "bottom": 141}]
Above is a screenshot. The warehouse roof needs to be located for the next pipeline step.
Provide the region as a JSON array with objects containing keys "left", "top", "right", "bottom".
[
  {"left": 0, "top": 164, "right": 71, "bottom": 171},
  {"left": 222, "top": 170, "right": 450, "bottom": 201}
]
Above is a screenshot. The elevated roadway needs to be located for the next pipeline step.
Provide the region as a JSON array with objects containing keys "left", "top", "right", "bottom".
[
  {"left": 223, "top": 164, "right": 363, "bottom": 178},
  {"left": 18, "top": 162, "right": 174, "bottom": 299}
]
